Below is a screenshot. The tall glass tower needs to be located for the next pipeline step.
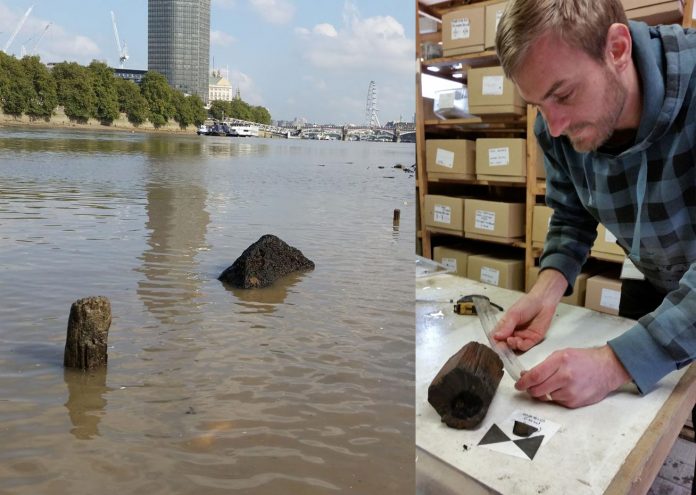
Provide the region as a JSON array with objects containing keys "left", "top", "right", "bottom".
[{"left": 148, "top": 0, "right": 211, "bottom": 103}]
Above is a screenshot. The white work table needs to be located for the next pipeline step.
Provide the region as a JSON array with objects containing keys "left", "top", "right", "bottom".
[{"left": 416, "top": 272, "right": 696, "bottom": 495}]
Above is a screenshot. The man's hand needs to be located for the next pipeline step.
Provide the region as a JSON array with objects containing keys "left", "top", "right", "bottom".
[
  {"left": 493, "top": 268, "right": 568, "bottom": 351},
  {"left": 514, "top": 345, "right": 632, "bottom": 408}
]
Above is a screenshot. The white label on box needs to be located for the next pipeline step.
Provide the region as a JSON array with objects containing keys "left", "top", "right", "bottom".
[
  {"left": 495, "top": 9, "right": 504, "bottom": 30},
  {"left": 482, "top": 75, "right": 505, "bottom": 96},
  {"left": 600, "top": 288, "right": 621, "bottom": 310},
  {"left": 441, "top": 257, "right": 457, "bottom": 272},
  {"left": 434, "top": 204, "right": 452, "bottom": 224},
  {"left": 438, "top": 92, "right": 455, "bottom": 109},
  {"left": 451, "top": 18, "right": 471, "bottom": 40},
  {"left": 604, "top": 228, "right": 617, "bottom": 243},
  {"left": 435, "top": 148, "right": 455, "bottom": 168},
  {"left": 488, "top": 147, "right": 510, "bottom": 166},
  {"left": 475, "top": 209, "right": 496, "bottom": 231},
  {"left": 480, "top": 266, "right": 500, "bottom": 286}
]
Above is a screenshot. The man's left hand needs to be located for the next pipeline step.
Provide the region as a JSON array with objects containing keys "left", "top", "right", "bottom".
[{"left": 514, "top": 345, "right": 632, "bottom": 408}]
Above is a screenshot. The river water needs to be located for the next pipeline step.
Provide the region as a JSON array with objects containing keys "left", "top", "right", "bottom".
[{"left": 0, "top": 129, "right": 415, "bottom": 494}]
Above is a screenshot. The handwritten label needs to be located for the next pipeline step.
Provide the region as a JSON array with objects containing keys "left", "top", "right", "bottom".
[
  {"left": 600, "top": 288, "right": 621, "bottom": 310},
  {"left": 480, "top": 266, "right": 500, "bottom": 286},
  {"left": 482, "top": 75, "right": 504, "bottom": 96},
  {"left": 451, "top": 18, "right": 471, "bottom": 40},
  {"left": 475, "top": 209, "right": 496, "bottom": 231},
  {"left": 435, "top": 148, "right": 455, "bottom": 168},
  {"left": 434, "top": 204, "right": 451, "bottom": 224},
  {"left": 488, "top": 147, "right": 510, "bottom": 166}
]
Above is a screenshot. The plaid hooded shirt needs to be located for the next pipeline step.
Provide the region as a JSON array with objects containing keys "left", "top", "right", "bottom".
[{"left": 535, "top": 21, "right": 696, "bottom": 394}]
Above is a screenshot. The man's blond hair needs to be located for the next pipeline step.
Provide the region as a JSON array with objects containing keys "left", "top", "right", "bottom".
[{"left": 495, "top": 0, "right": 629, "bottom": 80}]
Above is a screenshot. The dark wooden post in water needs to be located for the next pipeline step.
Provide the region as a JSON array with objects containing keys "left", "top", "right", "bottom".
[
  {"left": 428, "top": 341, "right": 504, "bottom": 429},
  {"left": 393, "top": 208, "right": 401, "bottom": 227},
  {"left": 64, "top": 296, "right": 112, "bottom": 370}
]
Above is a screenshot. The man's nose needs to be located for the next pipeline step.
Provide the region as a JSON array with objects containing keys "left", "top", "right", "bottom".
[{"left": 540, "top": 106, "right": 570, "bottom": 137}]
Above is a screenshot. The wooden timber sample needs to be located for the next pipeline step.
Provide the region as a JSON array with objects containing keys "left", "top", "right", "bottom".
[
  {"left": 428, "top": 341, "right": 504, "bottom": 429},
  {"left": 64, "top": 296, "right": 112, "bottom": 370}
]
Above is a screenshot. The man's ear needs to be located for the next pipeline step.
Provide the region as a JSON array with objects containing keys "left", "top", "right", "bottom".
[{"left": 605, "top": 23, "right": 632, "bottom": 72}]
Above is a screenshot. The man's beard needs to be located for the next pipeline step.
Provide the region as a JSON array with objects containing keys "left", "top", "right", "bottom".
[{"left": 567, "top": 67, "right": 627, "bottom": 153}]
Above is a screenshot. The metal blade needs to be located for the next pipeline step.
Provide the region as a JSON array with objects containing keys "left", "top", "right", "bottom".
[{"left": 472, "top": 296, "right": 525, "bottom": 381}]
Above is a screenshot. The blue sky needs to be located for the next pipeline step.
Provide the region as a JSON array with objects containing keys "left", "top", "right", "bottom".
[{"left": 0, "top": 0, "right": 415, "bottom": 124}]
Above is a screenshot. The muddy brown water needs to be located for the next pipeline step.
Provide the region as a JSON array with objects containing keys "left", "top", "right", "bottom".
[{"left": 0, "top": 129, "right": 415, "bottom": 494}]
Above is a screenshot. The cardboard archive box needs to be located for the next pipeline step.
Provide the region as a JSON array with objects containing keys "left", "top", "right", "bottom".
[
  {"left": 442, "top": 5, "right": 485, "bottom": 56},
  {"left": 532, "top": 205, "right": 553, "bottom": 249},
  {"left": 467, "top": 66, "right": 526, "bottom": 116},
  {"left": 433, "top": 246, "right": 472, "bottom": 277},
  {"left": 484, "top": 2, "right": 507, "bottom": 49},
  {"left": 467, "top": 254, "right": 524, "bottom": 291},
  {"left": 424, "top": 194, "right": 466, "bottom": 234},
  {"left": 621, "top": 0, "right": 683, "bottom": 25},
  {"left": 475, "top": 138, "right": 526, "bottom": 182},
  {"left": 464, "top": 199, "right": 525, "bottom": 242},
  {"left": 426, "top": 139, "right": 476, "bottom": 178},
  {"left": 585, "top": 274, "right": 623, "bottom": 316},
  {"left": 527, "top": 266, "right": 591, "bottom": 307},
  {"left": 591, "top": 224, "right": 626, "bottom": 262}
]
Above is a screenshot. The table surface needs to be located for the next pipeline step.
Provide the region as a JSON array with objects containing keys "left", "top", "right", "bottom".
[{"left": 416, "top": 273, "right": 696, "bottom": 495}]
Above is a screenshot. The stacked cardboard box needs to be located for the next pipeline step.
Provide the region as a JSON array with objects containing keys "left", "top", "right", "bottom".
[
  {"left": 441, "top": 5, "right": 485, "bottom": 56},
  {"left": 467, "top": 66, "right": 526, "bottom": 116},
  {"left": 591, "top": 224, "right": 626, "bottom": 263},
  {"left": 484, "top": 2, "right": 508, "bottom": 49},
  {"left": 433, "top": 246, "right": 473, "bottom": 277},
  {"left": 467, "top": 254, "right": 524, "bottom": 291},
  {"left": 464, "top": 199, "right": 525, "bottom": 242},
  {"left": 475, "top": 138, "right": 526, "bottom": 182},
  {"left": 426, "top": 139, "right": 476, "bottom": 179},
  {"left": 622, "top": 0, "right": 683, "bottom": 25},
  {"left": 424, "top": 195, "right": 466, "bottom": 234},
  {"left": 532, "top": 205, "right": 553, "bottom": 249},
  {"left": 585, "top": 274, "right": 623, "bottom": 316}
]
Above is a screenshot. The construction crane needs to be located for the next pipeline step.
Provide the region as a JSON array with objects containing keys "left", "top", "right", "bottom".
[
  {"left": 31, "top": 22, "right": 51, "bottom": 55},
  {"left": 110, "top": 10, "right": 128, "bottom": 68},
  {"left": 3, "top": 5, "right": 34, "bottom": 54}
]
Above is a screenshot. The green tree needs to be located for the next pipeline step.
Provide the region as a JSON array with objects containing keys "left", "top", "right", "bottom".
[
  {"left": 52, "top": 62, "right": 96, "bottom": 123},
  {"left": 228, "top": 98, "right": 252, "bottom": 121},
  {"left": 88, "top": 61, "right": 119, "bottom": 124},
  {"left": 208, "top": 100, "right": 229, "bottom": 121},
  {"left": 140, "top": 71, "right": 175, "bottom": 128},
  {"left": 114, "top": 78, "right": 149, "bottom": 126},
  {"left": 0, "top": 52, "right": 32, "bottom": 117},
  {"left": 20, "top": 56, "right": 57, "bottom": 121},
  {"left": 250, "top": 105, "right": 271, "bottom": 125},
  {"left": 187, "top": 94, "right": 207, "bottom": 127}
]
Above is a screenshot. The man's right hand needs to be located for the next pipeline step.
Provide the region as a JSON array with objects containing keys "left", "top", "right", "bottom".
[{"left": 493, "top": 268, "right": 568, "bottom": 351}]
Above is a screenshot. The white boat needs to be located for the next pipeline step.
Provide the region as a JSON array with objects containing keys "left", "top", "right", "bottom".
[{"left": 228, "top": 125, "right": 259, "bottom": 137}]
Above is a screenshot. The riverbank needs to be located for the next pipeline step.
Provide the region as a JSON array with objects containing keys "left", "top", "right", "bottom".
[{"left": 0, "top": 107, "right": 197, "bottom": 135}]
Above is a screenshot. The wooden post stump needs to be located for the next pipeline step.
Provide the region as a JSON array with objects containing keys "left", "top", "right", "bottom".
[
  {"left": 393, "top": 208, "right": 401, "bottom": 227},
  {"left": 428, "top": 341, "right": 504, "bottom": 429},
  {"left": 64, "top": 296, "right": 111, "bottom": 370}
]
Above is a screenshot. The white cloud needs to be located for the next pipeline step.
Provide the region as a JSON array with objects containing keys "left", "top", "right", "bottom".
[
  {"left": 230, "top": 70, "right": 265, "bottom": 106},
  {"left": 296, "top": 0, "right": 413, "bottom": 74},
  {"left": 248, "top": 0, "right": 295, "bottom": 25},
  {"left": 211, "top": 30, "right": 236, "bottom": 47},
  {"left": 313, "top": 23, "right": 337, "bottom": 38},
  {"left": 294, "top": 27, "right": 310, "bottom": 37}
]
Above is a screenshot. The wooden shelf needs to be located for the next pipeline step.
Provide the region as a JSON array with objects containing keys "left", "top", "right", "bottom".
[
  {"left": 425, "top": 115, "right": 527, "bottom": 132},
  {"left": 421, "top": 50, "right": 499, "bottom": 80}
]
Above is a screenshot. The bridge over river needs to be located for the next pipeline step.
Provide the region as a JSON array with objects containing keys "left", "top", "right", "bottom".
[{"left": 220, "top": 118, "right": 415, "bottom": 142}]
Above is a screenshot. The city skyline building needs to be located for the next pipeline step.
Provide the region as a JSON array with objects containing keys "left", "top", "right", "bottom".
[{"left": 148, "top": 0, "right": 211, "bottom": 103}]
